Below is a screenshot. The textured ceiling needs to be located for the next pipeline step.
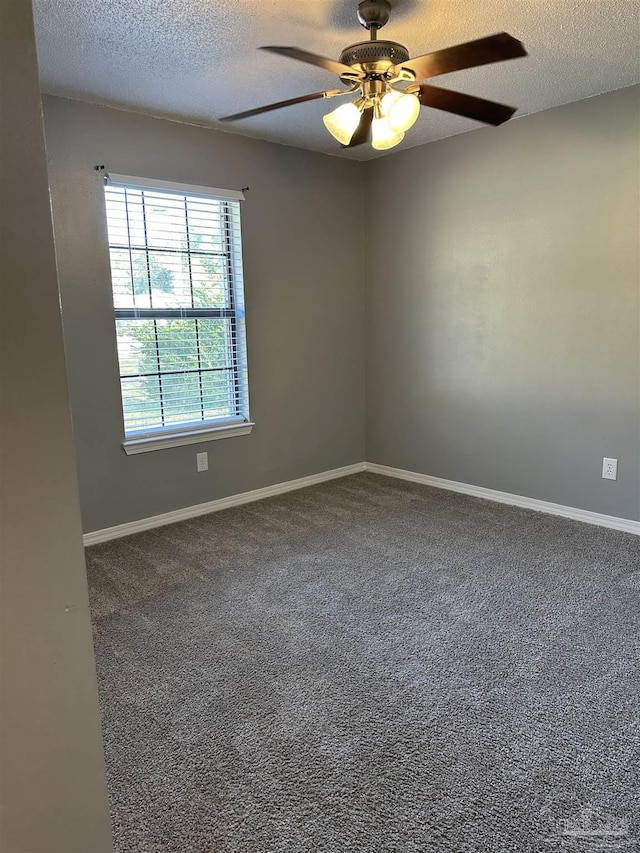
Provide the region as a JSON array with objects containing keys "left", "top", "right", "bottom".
[{"left": 33, "top": 0, "right": 640, "bottom": 161}]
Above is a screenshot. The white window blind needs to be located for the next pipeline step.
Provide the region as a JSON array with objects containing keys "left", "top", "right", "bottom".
[{"left": 104, "top": 177, "right": 250, "bottom": 443}]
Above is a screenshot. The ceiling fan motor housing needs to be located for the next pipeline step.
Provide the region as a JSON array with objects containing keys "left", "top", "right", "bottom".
[{"left": 339, "top": 40, "right": 410, "bottom": 78}]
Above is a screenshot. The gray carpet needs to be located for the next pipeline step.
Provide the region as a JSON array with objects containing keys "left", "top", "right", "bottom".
[{"left": 87, "top": 473, "right": 640, "bottom": 853}]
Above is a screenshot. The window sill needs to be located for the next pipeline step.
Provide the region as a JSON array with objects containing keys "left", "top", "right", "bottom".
[{"left": 122, "top": 421, "right": 254, "bottom": 455}]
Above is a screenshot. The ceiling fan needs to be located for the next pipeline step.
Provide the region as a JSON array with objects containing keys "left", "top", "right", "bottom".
[{"left": 220, "top": 0, "right": 527, "bottom": 151}]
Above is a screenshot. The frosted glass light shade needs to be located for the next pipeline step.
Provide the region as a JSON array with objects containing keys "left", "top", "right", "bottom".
[
  {"left": 371, "top": 116, "right": 404, "bottom": 150},
  {"left": 323, "top": 102, "right": 362, "bottom": 145},
  {"left": 381, "top": 90, "right": 421, "bottom": 132},
  {"left": 380, "top": 89, "right": 403, "bottom": 115}
]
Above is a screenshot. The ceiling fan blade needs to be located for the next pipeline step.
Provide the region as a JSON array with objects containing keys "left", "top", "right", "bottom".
[
  {"left": 219, "top": 89, "right": 343, "bottom": 122},
  {"left": 260, "top": 46, "right": 361, "bottom": 79},
  {"left": 395, "top": 32, "right": 527, "bottom": 81},
  {"left": 345, "top": 107, "right": 374, "bottom": 147},
  {"left": 416, "top": 84, "right": 517, "bottom": 126}
]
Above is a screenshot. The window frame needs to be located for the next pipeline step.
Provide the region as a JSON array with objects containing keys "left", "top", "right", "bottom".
[{"left": 103, "top": 174, "right": 253, "bottom": 454}]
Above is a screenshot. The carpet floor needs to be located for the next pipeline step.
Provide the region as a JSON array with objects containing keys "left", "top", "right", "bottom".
[{"left": 87, "top": 473, "right": 640, "bottom": 853}]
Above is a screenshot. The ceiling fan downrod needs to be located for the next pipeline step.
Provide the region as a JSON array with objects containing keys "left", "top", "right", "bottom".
[{"left": 356, "top": 0, "right": 391, "bottom": 40}]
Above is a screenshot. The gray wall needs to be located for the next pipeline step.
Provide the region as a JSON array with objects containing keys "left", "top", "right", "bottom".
[
  {"left": 43, "top": 97, "right": 366, "bottom": 533},
  {"left": 0, "top": 2, "right": 113, "bottom": 850},
  {"left": 44, "top": 87, "right": 639, "bottom": 531},
  {"left": 365, "top": 86, "right": 640, "bottom": 521}
]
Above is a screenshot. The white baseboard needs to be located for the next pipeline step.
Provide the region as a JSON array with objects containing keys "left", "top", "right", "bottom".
[
  {"left": 365, "top": 462, "right": 640, "bottom": 535},
  {"left": 83, "top": 459, "right": 639, "bottom": 545},
  {"left": 83, "top": 462, "right": 366, "bottom": 546}
]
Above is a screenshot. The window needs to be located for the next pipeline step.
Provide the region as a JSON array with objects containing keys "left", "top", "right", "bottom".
[{"left": 103, "top": 175, "right": 252, "bottom": 454}]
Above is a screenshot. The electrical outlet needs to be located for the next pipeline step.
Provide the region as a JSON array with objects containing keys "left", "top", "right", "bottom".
[
  {"left": 196, "top": 451, "right": 208, "bottom": 473},
  {"left": 602, "top": 457, "right": 617, "bottom": 480}
]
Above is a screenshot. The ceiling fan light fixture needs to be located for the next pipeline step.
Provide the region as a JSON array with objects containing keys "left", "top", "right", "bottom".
[
  {"left": 381, "top": 89, "right": 421, "bottom": 132},
  {"left": 221, "top": 2, "right": 527, "bottom": 152},
  {"left": 371, "top": 115, "right": 404, "bottom": 150},
  {"left": 322, "top": 101, "right": 363, "bottom": 145}
]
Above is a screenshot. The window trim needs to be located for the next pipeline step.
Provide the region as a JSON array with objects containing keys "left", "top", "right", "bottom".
[
  {"left": 106, "top": 173, "right": 245, "bottom": 202},
  {"left": 103, "top": 174, "right": 252, "bottom": 453},
  {"left": 122, "top": 419, "right": 255, "bottom": 455}
]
